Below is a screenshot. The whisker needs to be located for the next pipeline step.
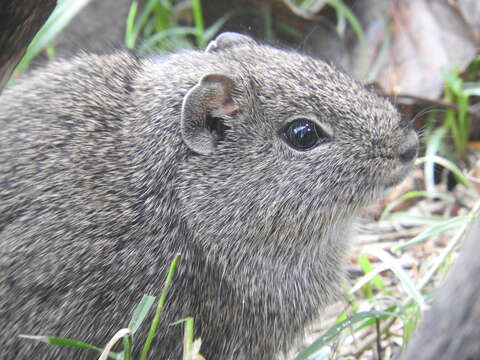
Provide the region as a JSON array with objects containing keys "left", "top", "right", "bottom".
[
  {"left": 297, "top": 24, "right": 319, "bottom": 53},
  {"left": 410, "top": 107, "right": 445, "bottom": 126}
]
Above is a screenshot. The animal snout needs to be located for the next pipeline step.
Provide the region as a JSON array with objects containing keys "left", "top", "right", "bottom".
[{"left": 398, "top": 132, "right": 419, "bottom": 164}]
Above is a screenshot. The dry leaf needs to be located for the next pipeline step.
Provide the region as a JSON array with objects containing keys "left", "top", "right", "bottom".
[{"left": 351, "top": 0, "right": 479, "bottom": 99}]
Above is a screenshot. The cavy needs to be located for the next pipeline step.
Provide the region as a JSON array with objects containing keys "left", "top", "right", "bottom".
[{"left": 0, "top": 33, "right": 418, "bottom": 359}]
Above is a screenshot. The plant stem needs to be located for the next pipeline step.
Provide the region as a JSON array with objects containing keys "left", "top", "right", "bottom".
[
  {"left": 139, "top": 253, "right": 181, "bottom": 360},
  {"left": 191, "top": 0, "right": 205, "bottom": 48}
]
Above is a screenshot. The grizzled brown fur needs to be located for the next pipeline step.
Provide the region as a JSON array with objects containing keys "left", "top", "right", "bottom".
[{"left": 0, "top": 33, "right": 418, "bottom": 359}]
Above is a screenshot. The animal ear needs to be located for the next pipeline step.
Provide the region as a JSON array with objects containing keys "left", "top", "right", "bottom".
[
  {"left": 181, "top": 74, "right": 238, "bottom": 155},
  {"left": 205, "top": 32, "right": 255, "bottom": 53}
]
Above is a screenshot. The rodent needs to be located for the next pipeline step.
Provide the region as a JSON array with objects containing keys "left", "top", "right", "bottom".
[{"left": 0, "top": 32, "right": 418, "bottom": 359}]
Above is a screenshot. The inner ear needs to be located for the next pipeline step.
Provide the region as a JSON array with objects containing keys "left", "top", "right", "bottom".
[
  {"left": 206, "top": 114, "right": 230, "bottom": 142},
  {"left": 181, "top": 74, "right": 238, "bottom": 155}
]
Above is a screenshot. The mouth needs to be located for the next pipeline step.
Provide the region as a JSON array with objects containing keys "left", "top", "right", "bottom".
[{"left": 381, "top": 162, "right": 415, "bottom": 189}]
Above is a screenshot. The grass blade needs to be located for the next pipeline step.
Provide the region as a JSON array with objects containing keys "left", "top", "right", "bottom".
[
  {"left": 362, "top": 247, "right": 425, "bottom": 307},
  {"left": 19, "top": 335, "right": 122, "bottom": 359},
  {"left": 183, "top": 317, "right": 195, "bottom": 359},
  {"left": 417, "top": 155, "right": 474, "bottom": 188},
  {"left": 139, "top": 27, "right": 197, "bottom": 53},
  {"left": 128, "top": 295, "right": 156, "bottom": 334},
  {"left": 191, "top": 0, "right": 205, "bottom": 48},
  {"left": 365, "top": 19, "right": 392, "bottom": 82},
  {"left": 327, "top": 0, "right": 364, "bottom": 44},
  {"left": 393, "top": 215, "right": 470, "bottom": 250},
  {"left": 139, "top": 253, "right": 181, "bottom": 360},
  {"left": 380, "top": 190, "right": 453, "bottom": 220},
  {"left": 17, "top": 0, "right": 93, "bottom": 70},
  {"left": 125, "top": 1, "right": 139, "bottom": 49},
  {"left": 293, "top": 311, "right": 394, "bottom": 360},
  {"left": 123, "top": 335, "right": 132, "bottom": 360},
  {"left": 132, "top": 0, "right": 161, "bottom": 37},
  {"left": 423, "top": 127, "right": 446, "bottom": 194},
  {"left": 170, "top": 317, "right": 197, "bottom": 359},
  {"left": 98, "top": 328, "right": 130, "bottom": 360},
  {"left": 385, "top": 213, "right": 444, "bottom": 226},
  {"left": 350, "top": 262, "right": 390, "bottom": 295}
]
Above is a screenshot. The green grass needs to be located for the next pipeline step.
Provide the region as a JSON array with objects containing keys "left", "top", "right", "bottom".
[
  {"left": 15, "top": 0, "right": 94, "bottom": 73},
  {"left": 16, "top": 0, "right": 234, "bottom": 73},
  {"left": 293, "top": 310, "right": 402, "bottom": 360},
  {"left": 293, "top": 0, "right": 364, "bottom": 44},
  {"left": 139, "top": 254, "right": 180, "bottom": 360},
  {"left": 417, "top": 61, "right": 480, "bottom": 168},
  {"left": 17, "top": 0, "right": 363, "bottom": 72},
  {"left": 125, "top": 0, "right": 240, "bottom": 53},
  {"left": 442, "top": 68, "right": 480, "bottom": 163}
]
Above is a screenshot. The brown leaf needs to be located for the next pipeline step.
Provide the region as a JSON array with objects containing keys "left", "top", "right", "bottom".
[{"left": 351, "top": 0, "right": 478, "bottom": 99}]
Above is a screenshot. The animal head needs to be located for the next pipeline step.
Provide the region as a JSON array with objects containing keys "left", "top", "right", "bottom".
[{"left": 172, "top": 33, "right": 418, "bottom": 249}]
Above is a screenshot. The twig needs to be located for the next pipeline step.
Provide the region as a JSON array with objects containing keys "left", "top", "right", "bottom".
[{"left": 375, "top": 317, "right": 382, "bottom": 360}]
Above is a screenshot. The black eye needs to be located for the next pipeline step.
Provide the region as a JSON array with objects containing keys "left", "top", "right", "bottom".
[{"left": 283, "top": 118, "right": 328, "bottom": 150}]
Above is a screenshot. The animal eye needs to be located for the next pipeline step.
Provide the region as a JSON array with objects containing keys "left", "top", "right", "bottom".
[{"left": 283, "top": 118, "right": 329, "bottom": 150}]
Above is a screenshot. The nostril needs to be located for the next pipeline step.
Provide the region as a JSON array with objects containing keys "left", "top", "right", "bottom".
[{"left": 399, "top": 143, "right": 418, "bottom": 163}]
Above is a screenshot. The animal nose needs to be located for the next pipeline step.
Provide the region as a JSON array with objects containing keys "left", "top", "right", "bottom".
[{"left": 399, "top": 135, "right": 419, "bottom": 164}]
